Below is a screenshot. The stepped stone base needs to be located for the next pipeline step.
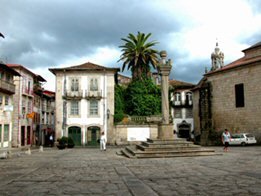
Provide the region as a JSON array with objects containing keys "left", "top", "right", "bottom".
[{"left": 119, "top": 138, "right": 221, "bottom": 158}]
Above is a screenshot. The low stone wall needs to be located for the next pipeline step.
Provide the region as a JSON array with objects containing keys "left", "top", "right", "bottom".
[{"left": 112, "top": 124, "right": 158, "bottom": 145}]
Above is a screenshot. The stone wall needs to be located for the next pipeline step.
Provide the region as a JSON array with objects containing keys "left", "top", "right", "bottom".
[
  {"left": 209, "top": 63, "right": 261, "bottom": 143},
  {"left": 194, "top": 62, "right": 261, "bottom": 144},
  {"left": 112, "top": 124, "right": 158, "bottom": 145}
]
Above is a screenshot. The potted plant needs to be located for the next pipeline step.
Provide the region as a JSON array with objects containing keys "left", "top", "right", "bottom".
[
  {"left": 56, "top": 136, "right": 67, "bottom": 150},
  {"left": 67, "top": 137, "right": 75, "bottom": 148}
]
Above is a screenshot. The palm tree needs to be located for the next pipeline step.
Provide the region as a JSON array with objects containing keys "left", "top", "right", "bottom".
[
  {"left": 0, "top": 32, "right": 4, "bottom": 38},
  {"left": 118, "top": 32, "right": 158, "bottom": 80}
]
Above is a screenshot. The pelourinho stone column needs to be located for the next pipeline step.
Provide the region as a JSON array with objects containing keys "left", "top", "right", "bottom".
[{"left": 157, "top": 51, "right": 173, "bottom": 139}]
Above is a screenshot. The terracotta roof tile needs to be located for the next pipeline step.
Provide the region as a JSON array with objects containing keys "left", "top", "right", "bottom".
[
  {"left": 205, "top": 55, "right": 261, "bottom": 76},
  {"left": 49, "top": 62, "right": 120, "bottom": 74},
  {"left": 169, "top": 79, "right": 195, "bottom": 88}
]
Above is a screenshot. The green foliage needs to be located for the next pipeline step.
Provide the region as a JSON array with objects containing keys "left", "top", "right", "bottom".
[
  {"left": 57, "top": 136, "right": 75, "bottom": 148},
  {"left": 114, "top": 85, "right": 125, "bottom": 123},
  {"left": 67, "top": 137, "right": 75, "bottom": 148},
  {"left": 115, "top": 85, "right": 125, "bottom": 113},
  {"left": 124, "top": 78, "right": 161, "bottom": 116},
  {"left": 58, "top": 136, "right": 68, "bottom": 145},
  {"left": 114, "top": 112, "right": 125, "bottom": 123}
]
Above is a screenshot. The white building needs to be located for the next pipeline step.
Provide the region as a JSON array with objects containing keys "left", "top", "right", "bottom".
[
  {"left": 49, "top": 62, "right": 119, "bottom": 146},
  {"left": 169, "top": 80, "right": 195, "bottom": 139}
]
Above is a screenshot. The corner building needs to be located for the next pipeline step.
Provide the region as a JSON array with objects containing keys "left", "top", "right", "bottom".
[
  {"left": 193, "top": 42, "right": 261, "bottom": 144},
  {"left": 49, "top": 62, "right": 119, "bottom": 146}
]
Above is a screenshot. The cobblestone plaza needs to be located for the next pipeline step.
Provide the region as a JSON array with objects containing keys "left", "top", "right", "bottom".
[{"left": 0, "top": 146, "right": 260, "bottom": 195}]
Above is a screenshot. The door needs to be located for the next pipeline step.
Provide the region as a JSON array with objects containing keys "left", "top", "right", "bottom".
[
  {"left": 27, "top": 126, "right": 31, "bottom": 145},
  {"left": 21, "top": 126, "right": 25, "bottom": 146},
  {"left": 68, "top": 126, "right": 81, "bottom": 146},
  {"left": 87, "top": 126, "right": 100, "bottom": 146}
]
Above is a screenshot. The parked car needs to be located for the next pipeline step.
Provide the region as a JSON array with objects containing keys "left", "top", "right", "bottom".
[{"left": 229, "top": 133, "right": 257, "bottom": 146}]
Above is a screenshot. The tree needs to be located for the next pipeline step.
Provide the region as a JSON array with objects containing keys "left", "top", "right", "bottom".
[
  {"left": 124, "top": 78, "right": 161, "bottom": 116},
  {"left": 118, "top": 32, "right": 158, "bottom": 80}
]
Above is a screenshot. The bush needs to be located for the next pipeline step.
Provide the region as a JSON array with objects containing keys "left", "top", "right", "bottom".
[
  {"left": 56, "top": 136, "right": 75, "bottom": 149},
  {"left": 124, "top": 78, "right": 161, "bottom": 116},
  {"left": 114, "top": 112, "right": 125, "bottom": 123},
  {"left": 67, "top": 137, "right": 75, "bottom": 148}
]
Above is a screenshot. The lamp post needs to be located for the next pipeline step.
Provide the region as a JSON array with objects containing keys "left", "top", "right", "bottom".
[{"left": 157, "top": 50, "right": 173, "bottom": 139}]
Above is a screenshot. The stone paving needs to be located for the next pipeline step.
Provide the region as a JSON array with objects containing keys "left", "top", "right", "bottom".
[{"left": 0, "top": 146, "right": 260, "bottom": 196}]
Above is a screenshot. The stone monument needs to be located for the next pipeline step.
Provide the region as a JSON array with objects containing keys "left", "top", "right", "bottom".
[{"left": 157, "top": 50, "right": 173, "bottom": 139}]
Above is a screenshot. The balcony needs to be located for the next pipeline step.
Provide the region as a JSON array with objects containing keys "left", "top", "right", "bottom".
[
  {"left": 171, "top": 100, "right": 193, "bottom": 108},
  {"left": 0, "top": 79, "right": 16, "bottom": 94},
  {"left": 63, "top": 90, "right": 83, "bottom": 99},
  {"left": 85, "top": 90, "right": 102, "bottom": 99},
  {"left": 22, "top": 87, "right": 34, "bottom": 97}
]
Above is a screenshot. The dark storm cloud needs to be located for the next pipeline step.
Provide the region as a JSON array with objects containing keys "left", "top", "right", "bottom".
[{"left": 0, "top": 0, "right": 180, "bottom": 69}]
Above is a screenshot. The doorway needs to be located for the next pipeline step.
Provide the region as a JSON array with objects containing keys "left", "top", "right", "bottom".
[
  {"left": 68, "top": 126, "right": 81, "bottom": 146},
  {"left": 87, "top": 126, "right": 100, "bottom": 146},
  {"left": 178, "top": 121, "right": 191, "bottom": 139}
]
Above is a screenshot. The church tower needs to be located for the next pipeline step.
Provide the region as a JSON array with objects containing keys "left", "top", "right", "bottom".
[{"left": 211, "top": 42, "right": 224, "bottom": 71}]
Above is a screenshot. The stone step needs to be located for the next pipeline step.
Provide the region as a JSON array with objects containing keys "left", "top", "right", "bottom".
[
  {"left": 120, "top": 147, "right": 221, "bottom": 159},
  {"left": 141, "top": 141, "right": 195, "bottom": 147},
  {"left": 146, "top": 138, "right": 190, "bottom": 144},
  {"left": 118, "top": 138, "right": 221, "bottom": 159},
  {"left": 136, "top": 144, "right": 201, "bottom": 151}
]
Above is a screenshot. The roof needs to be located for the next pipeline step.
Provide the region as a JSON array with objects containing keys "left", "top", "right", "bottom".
[
  {"left": 49, "top": 62, "right": 120, "bottom": 75},
  {"left": 169, "top": 79, "right": 195, "bottom": 88},
  {"left": 205, "top": 41, "right": 261, "bottom": 76},
  {"left": 7, "top": 64, "right": 46, "bottom": 81},
  {"left": 242, "top": 41, "right": 261, "bottom": 52},
  {"left": 0, "top": 63, "right": 21, "bottom": 76}
]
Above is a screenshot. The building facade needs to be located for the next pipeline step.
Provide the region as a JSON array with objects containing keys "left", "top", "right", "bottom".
[
  {"left": 33, "top": 88, "right": 55, "bottom": 146},
  {"left": 49, "top": 62, "right": 119, "bottom": 146},
  {"left": 7, "top": 64, "right": 46, "bottom": 147},
  {"left": 169, "top": 80, "right": 195, "bottom": 139},
  {"left": 0, "top": 63, "right": 20, "bottom": 148},
  {"left": 193, "top": 41, "right": 261, "bottom": 144}
]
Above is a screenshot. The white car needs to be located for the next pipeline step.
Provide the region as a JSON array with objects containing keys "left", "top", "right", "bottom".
[{"left": 229, "top": 133, "right": 257, "bottom": 146}]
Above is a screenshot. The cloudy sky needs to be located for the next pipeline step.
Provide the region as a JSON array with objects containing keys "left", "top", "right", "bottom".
[{"left": 0, "top": 0, "right": 260, "bottom": 91}]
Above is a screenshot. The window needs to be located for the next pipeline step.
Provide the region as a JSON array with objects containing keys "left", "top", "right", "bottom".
[
  {"left": 27, "top": 80, "right": 31, "bottom": 94},
  {"left": 235, "top": 83, "right": 244, "bottom": 107},
  {"left": 174, "top": 108, "right": 182, "bottom": 118},
  {"left": 0, "top": 95, "right": 2, "bottom": 105},
  {"left": 70, "top": 101, "right": 79, "bottom": 115},
  {"left": 6, "top": 74, "right": 11, "bottom": 82},
  {"left": 186, "top": 92, "right": 192, "bottom": 104},
  {"left": 174, "top": 92, "right": 181, "bottom": 101},
  {"left": 71, "top": 78, "right": 79, "bottom": 91},
  {"left": 90, "top": 100, "right": 98, "bottom": 115},
  {"left": 22, "top": 99, "right": 26, "bottom": 118},
  {"left": 90, "top": 78, "right": 98, "bottom": 91},
  {"left": 4, "top": 124, "right": 9, "bottom": 141},
  {"left": 4, "top": 96, "right": 9, "bottom": 105},
  {"left": 185, "top": 108, "right": 193, "bottom": 118},
  {"left": 27, "top": 100, "right": 32, "bottom": 113}
]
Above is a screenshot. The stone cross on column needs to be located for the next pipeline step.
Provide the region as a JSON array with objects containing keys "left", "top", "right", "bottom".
[
  {"left": 158, "top": 50, "right": 172, "bottom": 124},
  {"left": 157, "top": 51, "right": 173, "bottom": 139}
]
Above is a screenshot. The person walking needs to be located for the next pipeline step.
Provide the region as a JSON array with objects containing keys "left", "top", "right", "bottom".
[
  {"left": 100, "top": 132, "right": 106, "bottom": 151},
  {"left": 49, "top": 134, "right": 54, "bottom": 147},
  {"left": 222, "top": 129, "right": 231, "bottom": 152}
]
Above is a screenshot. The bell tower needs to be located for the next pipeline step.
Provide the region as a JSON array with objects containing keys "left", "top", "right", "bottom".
[{"left": 211, "top": 42, "right": 224, "bottom": 71}]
